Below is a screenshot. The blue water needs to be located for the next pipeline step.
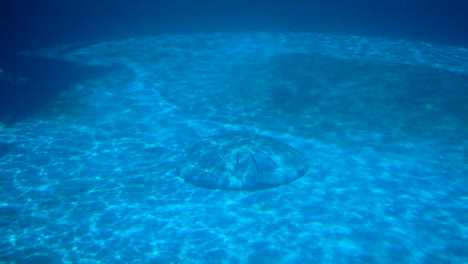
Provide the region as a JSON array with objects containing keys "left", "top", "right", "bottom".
[{"left": 1, "top": 2, "right": 468, "bottom": 264}]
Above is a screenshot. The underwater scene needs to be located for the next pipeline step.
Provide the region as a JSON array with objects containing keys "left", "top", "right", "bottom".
[{"left": 0, "top": 1, "right": 467, "bottom": 263}]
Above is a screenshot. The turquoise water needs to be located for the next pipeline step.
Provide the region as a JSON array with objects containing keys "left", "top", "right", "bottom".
[{"left": 0, "top": 32, "right": 467, "bottom": 263}]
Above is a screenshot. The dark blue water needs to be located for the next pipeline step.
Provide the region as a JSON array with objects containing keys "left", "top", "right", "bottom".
[
  {"left": 1, "top": 1, "right": 467, "bottom": 263},
  {"left": 1, "top": 0, "right": 468, "bottom": 51}
]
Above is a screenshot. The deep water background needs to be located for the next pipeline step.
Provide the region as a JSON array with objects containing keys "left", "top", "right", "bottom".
[
  {"left": 2, "top": 0, "right": 467, "bottom": 122},
  {"left": 1, "top": 0, "right": 468, "bottom": 54}
]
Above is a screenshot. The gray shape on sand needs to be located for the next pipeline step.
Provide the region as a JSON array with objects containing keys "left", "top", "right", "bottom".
[{"left": 178, "top": 133, "right": 308, "bottom": 190}]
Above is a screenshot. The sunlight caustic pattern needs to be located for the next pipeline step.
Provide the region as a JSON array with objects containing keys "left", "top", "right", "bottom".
[{"left": 0, "top": 32, "right": 467, "bottom": 263}]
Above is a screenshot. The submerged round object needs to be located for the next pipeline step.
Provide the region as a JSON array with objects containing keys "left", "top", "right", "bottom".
[{"left": 178, "top": 133, "right": 308, "bottom": 190}]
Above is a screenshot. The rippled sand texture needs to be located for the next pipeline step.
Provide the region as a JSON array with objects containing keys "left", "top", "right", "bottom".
[{"left": 0, "top": 33, "right": 467, "bottom": 263}]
